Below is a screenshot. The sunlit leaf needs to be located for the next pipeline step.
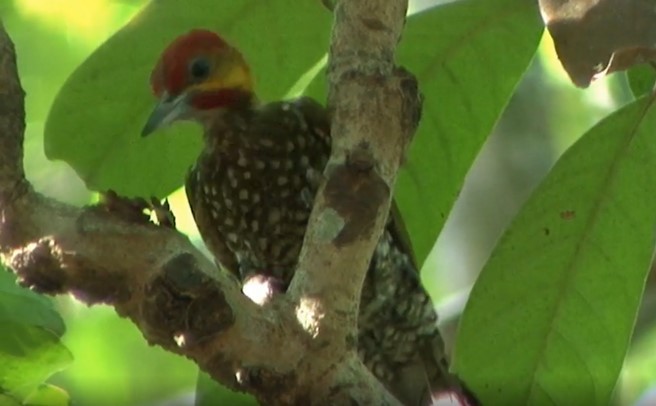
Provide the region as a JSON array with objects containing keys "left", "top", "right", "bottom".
[
  {"left": 396, "top": 0, "right": 543, "bottom": 264},
  {"left": 454, "top": 97, "right": 656, "bottom": 404},
  {"left": 0, "top": 267, "right": 70, "bottom": 402},
  {"left": 45, "top": 0, "right": 331, "bottom": 198},
  {"left": 627, "top": 64, "right": 656, "bottom": 99},
  {"left": 0, "top": 322, "right": 72, "bottom": 400},
  {"left": 0, "top": 271, "right": 65, "bottom": 337},
  {"left": 23, "top": 384, "right": 70, "bottom": 406}
]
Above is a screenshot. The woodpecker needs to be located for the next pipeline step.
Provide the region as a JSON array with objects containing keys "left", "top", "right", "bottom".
[{"left": 141, "top": 29, "right": 475, "bottom": 406}]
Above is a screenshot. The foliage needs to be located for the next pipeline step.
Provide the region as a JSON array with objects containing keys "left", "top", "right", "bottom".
[
  {"left": 2, "top": 0, "right": 656, "bottom": 405},
  {"left": 455, "top": 97, "right": 656, "bottom": 404},
  {"left": 0, "top": 270, "right": 72, "bottom": 405}
]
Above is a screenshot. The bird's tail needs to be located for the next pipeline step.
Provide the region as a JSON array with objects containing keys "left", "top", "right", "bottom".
[{"left": 420, "top": 341, "right": 480, "bottom": 406}]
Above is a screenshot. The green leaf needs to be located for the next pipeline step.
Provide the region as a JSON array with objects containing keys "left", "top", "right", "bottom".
[
  {"left": 454, "top": 98, "right": 656, "bottom": 405},
  {"left": 45, "top": 0, "right": 331, "bottom": 198},
  {"left": 627, "top": 64, "right": 656, "bottom": 99},
  {"left": 23, "top": 384, "right": 70, "bottom": 406},
  {"left": 0, "top": 269, "right": 70, "bottom": 401},
  {"left": 394, "top": 0, "right": 544, "bottom": 264},
  {"left": 0, "top": 271, "right": 65, "bottom": 337},
  {"left": 195, "top": 371, "right": 255, "bottom": 406},
  {"left": 0, "top": 394, "right": 21, "bottom": 406},
  {"left": 0, "top": 322, "right": 72, "bottom": 400}
]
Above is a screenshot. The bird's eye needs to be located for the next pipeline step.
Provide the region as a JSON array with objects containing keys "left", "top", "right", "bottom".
[{"left": 189, "top": 57, "right": 211, "bottom": 81}]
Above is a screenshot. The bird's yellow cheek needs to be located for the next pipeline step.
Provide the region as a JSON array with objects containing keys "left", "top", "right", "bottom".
[{"left": 192, "top": 65, "right": 253, "bottom": 94}]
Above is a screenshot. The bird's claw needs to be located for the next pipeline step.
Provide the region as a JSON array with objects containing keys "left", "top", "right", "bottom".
[
  {"left": 150, "top": 197, "right": 177, "bottom": 228},
  {"left": 96, "top": 190, "right": 176, "bottom": 229}
]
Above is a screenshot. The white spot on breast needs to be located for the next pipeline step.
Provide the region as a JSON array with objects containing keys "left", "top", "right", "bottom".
[
  {"left": 252, "top": 193, "right": 261, "bottom": 204},
  {"left": 284, "top": 159, "right": 293, "bottom": 170},
  {"left": 280, "top": 189, "right": 291, "bottom": 198},
  {"left": 225, "top": 217, "right": 234, "bottom": 227},
  {"left": 244, "top": 171, "right": 252, "bottom": 180},
  {"left": 300, "top": 156, "right": 310, "bottom": 167},
  {"left": 258, "top": 237, "right": 268, "bottom": 250},
  {"left": 268, "top": 209, "right": 281, "bottom": 224},
  {"left": 239, "top": 189, "right": 249, "bottom": 200},
  {"left": 251, "top": 220, "right": 259, "bottom": 232},
  {"left": 255, "top": 160, "right": 265, "bottom": 170},
  {"left": 211, "top": 210, "right": 219, "bottom": 218},
  {"left": 277, "top": 176, "right": 288, "bottom": 186},
  {"left": 297, "top": 135, "right": 306, "bottom": 148},
  {"left": 259, "top": 138, "right": 274, "bottom": 148},
  {"left": 238, "top": 153, "right": 248, "bottom": 167},
  {"left": 286, "top": 141, "right": 294, "bottom": 152},
  {"left": 271, "top": 160, "right": 281, "bottom": 169},
  {"left": 228, "top": 233, "right": 238, "bottom": 243}
]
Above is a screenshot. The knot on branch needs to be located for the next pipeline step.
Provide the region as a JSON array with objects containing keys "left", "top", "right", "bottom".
[
  {"left": 232, "top": 365, "right": 300, "bottom": 405},
  {"left": 323, "top": 147, "right": 390, "bottom": 247},
  {"left": 394, "top": 67, "right": 423, "bottom": 139},
  {"left": 9, "top": 238, "right": 66, "bottom": 294},
  {"left": 8, "top": 237, "right": 130, "bottom": 304},
  {"left": 141, "top": 253, "right": 235, "bottom": 347}
]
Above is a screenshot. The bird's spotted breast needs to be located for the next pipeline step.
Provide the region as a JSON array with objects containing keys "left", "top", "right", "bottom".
[
  {"left": 187, "top": 100, "right": 330, "bottom": 283},
  {"left": 183, "top": 95, "right": 465, "bottom": 405}
]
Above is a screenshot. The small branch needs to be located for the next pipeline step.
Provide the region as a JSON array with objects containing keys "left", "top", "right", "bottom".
[{"left": 289, "top": 0, "right": 420, "bottom": 397}]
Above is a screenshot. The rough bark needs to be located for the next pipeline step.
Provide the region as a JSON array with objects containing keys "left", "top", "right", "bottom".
[{"left": 0, "top": 0, "right": 420, "bottom": 403}]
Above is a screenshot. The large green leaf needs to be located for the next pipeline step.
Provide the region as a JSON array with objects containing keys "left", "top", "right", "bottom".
[
  {"left": 396, "top": 0, "right": 544, "bottom": 264},
  {"left": 627, "top": 64, "right": 656, "bottom": 99},
  {"left": 45, "top": 0, "right": 331, "bottom": 198},
  {"left": 454, "top": 97, "right": 656, "bottom": 404},
  {"left": 0, "top": 322, "right": 72, "bottom": 401},
  {"left": 23, "top": 384, "right": 71, "bottom": 406},
  {"left": 0, "top": 270, "right": 71, "bottom": 402},
  {"left": 0, "top": 272, "right": 65, "bottom": 337}
]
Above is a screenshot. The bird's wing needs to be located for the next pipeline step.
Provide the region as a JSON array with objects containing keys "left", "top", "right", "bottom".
[{"left": 185, "top": 167, "right": 240, "bottom": 275}]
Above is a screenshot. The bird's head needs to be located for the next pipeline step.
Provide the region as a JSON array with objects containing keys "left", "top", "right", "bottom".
[{"left": 141, "top": 29, "right": 254, "bottom": 136}]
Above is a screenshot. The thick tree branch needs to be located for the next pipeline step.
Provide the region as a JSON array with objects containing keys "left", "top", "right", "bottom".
[{"left": 0, "top": 1, "right": 419, "bottom": 403}]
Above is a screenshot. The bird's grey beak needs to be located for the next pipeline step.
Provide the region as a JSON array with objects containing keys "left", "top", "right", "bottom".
[{"left": 141, "top": 91, "right": 190, "bottom": 137}]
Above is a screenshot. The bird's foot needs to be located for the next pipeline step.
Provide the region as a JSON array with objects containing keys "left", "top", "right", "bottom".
[
  {"left": 431, "top": 386, "right": 480, "bottom": 406},
  {"left": 96, "top": 190, "right": 176, "bottom": 229}
]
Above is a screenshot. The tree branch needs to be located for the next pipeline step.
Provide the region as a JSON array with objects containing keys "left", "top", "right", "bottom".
[
  {"left": 0, "top": 0, "right": 420, "bottom": 403},
  {"left": 288, "top": 0, "right": 420, "bottom": 395}
]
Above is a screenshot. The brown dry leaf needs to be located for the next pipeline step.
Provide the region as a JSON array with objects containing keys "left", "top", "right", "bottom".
[{"left": 539, "top": 0, "right": 656, "bottom": 87}]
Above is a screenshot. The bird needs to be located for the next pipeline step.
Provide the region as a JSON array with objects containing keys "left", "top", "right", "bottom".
[{"left": 141, "top": 29, "right": 476, "bottom": 406}]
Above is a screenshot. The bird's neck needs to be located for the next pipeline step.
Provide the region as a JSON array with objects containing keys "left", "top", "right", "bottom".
[
  {"left": 191, "top": 88, "right": 255, "bottom": 129},
  {"left": 195, "top": 90, "right": 258, "bottom": 152}
]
